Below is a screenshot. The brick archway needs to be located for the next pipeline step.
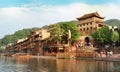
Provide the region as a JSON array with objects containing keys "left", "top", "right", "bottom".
[{"left": 84, "top": 37, "right": 90, "bottom": 46}]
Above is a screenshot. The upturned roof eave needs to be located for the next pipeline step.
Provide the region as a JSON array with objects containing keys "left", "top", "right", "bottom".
[
  {"left": 76, "top": 12, "right": 105, "bottom": 20},
  {"left": 77, "top": 16, "right": 105, "bottom": 20}
]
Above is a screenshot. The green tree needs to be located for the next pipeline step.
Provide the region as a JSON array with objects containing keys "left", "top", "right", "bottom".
[
  {"left": 59, "top": 21, "right": 80, "bottom": 41},
  {"left": 91, "top": 26, "right": 111, "bottom": 46},
  {"left": 48, "top": 24, "right": 64, "bottom": 42},
  {"left": 111, "top": 31, "right": 119, "bottom": 43},
  {"left": 117, "top": 28, "right": 120, "bottom": 42},
  {"left": 111, "top": 31, "right": 119, "bottom": 48}
]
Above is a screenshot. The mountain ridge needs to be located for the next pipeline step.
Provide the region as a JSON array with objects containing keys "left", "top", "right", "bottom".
[{"left": 104, "top": 19, "right": 120, "bottom": 27}]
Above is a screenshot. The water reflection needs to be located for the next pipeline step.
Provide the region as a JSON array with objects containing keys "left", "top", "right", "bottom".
[
  {"left": 56, "top": 59, "right": 77, "bottom": 72},
  {"left": 27, "top": 57, "right": 57, "bottom": 72},
  {"left": 0, "top": 56, "right": 120, "bottom": 72},
  {"left": 0, "top": 56, "right": 30, "bottom": 72}
]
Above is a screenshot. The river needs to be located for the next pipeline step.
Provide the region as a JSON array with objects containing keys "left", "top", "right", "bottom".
[{"left": 0, "top": 56, "right": 120, "bottom": 72}]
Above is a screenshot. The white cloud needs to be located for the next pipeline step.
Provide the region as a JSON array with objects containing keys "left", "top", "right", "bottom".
[{"left": 0, "top": 3, "right": 120, "bottom": 38}]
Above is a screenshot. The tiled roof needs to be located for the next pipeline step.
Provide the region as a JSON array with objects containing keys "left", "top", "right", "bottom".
[{"left": 77, "top": 12, "right": 104, "bottom": 20}]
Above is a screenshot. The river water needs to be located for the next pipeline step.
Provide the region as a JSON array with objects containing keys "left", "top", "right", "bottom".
[{"left": 0, "top": 56, "right": 120, "bottom": 72}]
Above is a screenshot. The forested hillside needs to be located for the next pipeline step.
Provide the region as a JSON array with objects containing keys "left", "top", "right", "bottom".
[
  {"left": 105, "top": 19, "right": 120, "bottom": 27},
  {"left": 0, "top": 28, "right": 40, "bottom": 47}
]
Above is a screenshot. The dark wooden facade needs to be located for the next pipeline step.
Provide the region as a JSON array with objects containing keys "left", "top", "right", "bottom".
[{"left": 5, "top": 29, "right": 50, "bottom": 56}]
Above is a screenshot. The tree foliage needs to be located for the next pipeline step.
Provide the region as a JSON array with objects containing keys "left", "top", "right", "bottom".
[
  {"left": 111, "top": 31, "right": 119, "bottom": 43},
  {"left": 117, "top": 28, "right": 120, "bottom": 41},
  {"left": 48, "top": 24, "right": 64, "bottom": 42},
  {"left": 59, "top": 21, "right": 80, "bottom": 41},
  {"left": 91, "top": 26, "right": 111, "bottom": 45},
  {"left": 47, "top": 21, "right": 80, "bottom": 43}
]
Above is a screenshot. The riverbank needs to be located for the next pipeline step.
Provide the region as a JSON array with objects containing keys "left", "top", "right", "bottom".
[
  {"left": 1, "top": 53, "right": 120, "bottom": 62},
  {"left": 77, "top": 54, "right": 120, "bottom": 62},
  {"left": 30, "top": 54, "right": 120, "bottom": 62}
]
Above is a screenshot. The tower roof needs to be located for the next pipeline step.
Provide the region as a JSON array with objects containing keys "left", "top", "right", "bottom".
[{"left": 77, "top": 12, "right": 104, "bottom": 20}]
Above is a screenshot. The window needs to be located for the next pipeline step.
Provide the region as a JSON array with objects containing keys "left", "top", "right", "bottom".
[
  {"left": 80, "top": 28, "right": 82, "bottom": 31},
  {"left": 87, "top": 27, "right": 89, "bottom": 30},
  {"left": 83, "top": 24, "right": 85, "bottom": 26},
  {"left": 83, "top": 28, "right": 85, "bottom": 31},
  {"left": 87, "top": 23, "right": 88, "bottom": 25},
  {"left": 90, "top": 27, "right": 92, "bottom": 30},
  {"left": 79, "top": 25, "right": 82, "bottom": 27},
  {"left": 90, "top": 22, "right": 92, "bottom": 25}
]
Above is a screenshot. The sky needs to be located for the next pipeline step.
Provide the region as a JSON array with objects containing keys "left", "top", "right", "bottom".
[{"left": 0, "top": 0, "right": 120, "bottom": 38}]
